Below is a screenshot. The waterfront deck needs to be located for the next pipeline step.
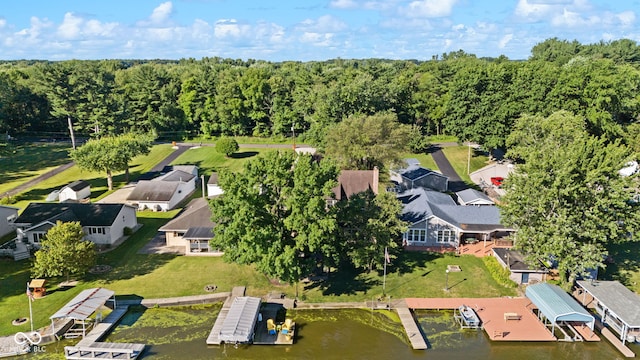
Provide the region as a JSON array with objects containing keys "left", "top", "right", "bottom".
[
  {"left": 405, "top": 297, "right": 556, "bottom": 341},
  {"left": 64, "top": 306, "right": 146, "bottom": 360},
  {"left": 253, "top": 303, "right": 295, "bottom": 345}
]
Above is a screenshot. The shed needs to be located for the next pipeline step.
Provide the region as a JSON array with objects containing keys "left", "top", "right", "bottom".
[
  {"left": 207, "top": 173, "right": 224, "bottom": 197},
  {"left": 59, "top": 180, "right": 91, "bottom": 203},
  {"left": 49, "top": 288, "right": 116, "bottom": 337},
  {"left": 29, "top": 279, "right": 47, "bottom": 299},
  {"left": 218, "top": 296, "right": 262, "bottom": 343},
  {"left": 525, "top": 283, "right": 594, "bottom": 334},
  {"left": 577, "top": 280, "right": 640, "bottom": 343}
]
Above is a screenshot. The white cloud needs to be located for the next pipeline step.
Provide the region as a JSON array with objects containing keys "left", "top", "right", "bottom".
[
  {"left": 514, "top": 0, "right": 555, "bottom": 20},
  {"left": 614, "top": 11, "right": 636, "bottom": 27},
  {"left": 214, "top": 19, "right": 249, "bottom": 38},
  {"left": 498, "top": 34, "right": 513, "bottom": 48},
  {"left": 298, "top": 15, "right": 347, "bottom": 32},
  {"left": 330, "top": 0, "right": 358, "bottom": 9},
  {"left": 57, "top": 13, "right": 83, "bottom": 39},
  {"left": 150, "top": 2, "right": 173, "bottom": 24},
  {"left": 300, "top": 32, "right": 334, "bottom": 47},
  {"left": 0, "top": 19, "right": 6, "bottom": 29},
  {"left": 401, "top": 0, "right": 458, "bottom": 18}
]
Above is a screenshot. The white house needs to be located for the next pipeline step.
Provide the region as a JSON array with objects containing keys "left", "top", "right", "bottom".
[
  {"left": 0, "top": 205, "right": 19, "bottom": 237},
  {"left": 12, "top": 203, "right": 138, "bottom": 247},
  {"left": 127, "top": 169, "right": 196, "bottom": 211},
  {"left": 59, "top": 180, "right": 91, "bottom": 202},
  {"left": 207, "top": 173, "right": 224, "bottom": 197}
]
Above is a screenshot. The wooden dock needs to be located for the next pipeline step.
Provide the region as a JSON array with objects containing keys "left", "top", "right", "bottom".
[
  {"left": 396, "top": 306, "right": 428, "bottom": 350},
  {"left": 596, "top": 321, "right": 635, "bottom": 357},
  {"left": 64, "top": 305, "right": 146, "bottom": 360},
  {"left": 206, "top": 286, "right": 246, "bottom": 345},
  {"left": 253, "top": 303, "right": 295, "bottom": 345}
]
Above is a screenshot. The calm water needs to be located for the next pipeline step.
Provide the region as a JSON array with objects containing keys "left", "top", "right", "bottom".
[{"left": 23, "top": 305, "right": 638, "bottom": 359}]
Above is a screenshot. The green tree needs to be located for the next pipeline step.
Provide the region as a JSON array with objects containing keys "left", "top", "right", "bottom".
[
  {"left": 32, "top": 221, "right": 96, "bottom": 281},
  {"left": 501, "top": 111, "right": 640, "bottom": 287},
  {"left": 70, "top": 133, "right": 152, "bottom": 190},
  {"left": 336, "top": 190, "right": 407, "bottom": 271},
  {"left": 209, "top": 151, "right": 339, "bottom": 286},
  {"left": 215, "top": 137, "right": 239, "bottom": 157},
  {"left": 324, "top": 112, "right": 414, "bottom": 170}
]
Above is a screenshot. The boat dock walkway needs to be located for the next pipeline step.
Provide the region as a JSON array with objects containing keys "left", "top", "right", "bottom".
[
  {"left": 406, "top": 297, "right": 557, "bottom": 342},
  {"left": 206, "top": 286, "right": 246, "bottom": 345},
  {"left": 596, "top": 320, "right": 635, "bottom": 357},
  {"left": 64, "top": 306, "right": 145, "bottom": 360},
  {"left": 396, "top": 301, "right": 428, "bottom": 350}
]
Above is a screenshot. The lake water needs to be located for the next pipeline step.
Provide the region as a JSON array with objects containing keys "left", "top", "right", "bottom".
[{"left": 22, "top": 305, "right": 637, "bottom": 359}]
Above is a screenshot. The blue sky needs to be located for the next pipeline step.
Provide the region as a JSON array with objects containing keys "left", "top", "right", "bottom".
[{"left": 1, "top": 0, "right": 638, "bottom": 61}]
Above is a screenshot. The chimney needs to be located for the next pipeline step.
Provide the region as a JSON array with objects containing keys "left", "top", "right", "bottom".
[{"left": 372, "top": 166, "right": 379, "bottom": 195}]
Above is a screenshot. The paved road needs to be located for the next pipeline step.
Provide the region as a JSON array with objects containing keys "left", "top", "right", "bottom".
[
  {"left": 3, "top": 161, "right": 75, "bottom": 198},
  {"left": 430, "top": 145, "right": 468, "bottom": 192}
]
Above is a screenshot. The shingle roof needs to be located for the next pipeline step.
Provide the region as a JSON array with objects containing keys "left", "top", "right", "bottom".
[
  {"left": 62, "top": 180, "right": 90, "bottom": 192},
  {"left": 154, "top": 170, "right": 195, "bottom": 182},
  {"left": 162, "top": 165, "right": 198, "bottom": 176},
  {"left": 14, "top": 203, "right": 129, "bottom": 227},
  {"left": 456, "top": 188, "right": 493, "bottom": 206},
  {"left": 183, "top": 226, "right": 214, "bottom": 240},
  {"left": 159, "top": 198, "right": 215, "bottom": 231},
  {"left": 127, "top": 180, "right": 180, "bottom": 202},
  {"left": 332, "top": 170, "right": 377, "bottom": 200},
  {"left": 208, "top": 173, "right": 219, "bottom": 184},
  {"left": 397, "top": 187, "right": 507, "bottom": 231},
  {"left": 493, "top": 248, "right": 544, "bottom": 272}
]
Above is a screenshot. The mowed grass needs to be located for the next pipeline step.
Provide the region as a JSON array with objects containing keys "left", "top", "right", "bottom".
[
  {"left": 10, "top": 144, "right": 175, "bottom": 209},
  {"left": 170, "top": 147, "right": 278, "bottom": 175},
  {"left": 441, "top": 146, "right": 490, "bottom": 183},
  {"left": 0, "top": 142, "right": 72, "bottom": 195},
  {"left": 401, "top": 152, "right": 437, "bottom": 170}
]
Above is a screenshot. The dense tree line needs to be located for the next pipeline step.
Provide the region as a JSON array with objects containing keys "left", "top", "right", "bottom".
[{"left": 1, "top": 38, "right": 639, "bottom": 153}]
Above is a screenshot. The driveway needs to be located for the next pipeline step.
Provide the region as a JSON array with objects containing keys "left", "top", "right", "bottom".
[{"left": 429, "top": 146, "right": 467, "bottom": 192}]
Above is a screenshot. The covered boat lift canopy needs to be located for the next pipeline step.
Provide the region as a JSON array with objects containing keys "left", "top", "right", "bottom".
[
  {"left": 49, "top": 288, "right": 116, "bottom": 337},
  {"left": 526, "top": 283, "right": 594, "bottom": 335},
  {"left": 577, "top": 280, "right": 640, "bottom": 344},
  {"left": 218, "top": 296, "right": 262, "bottom": 344}
]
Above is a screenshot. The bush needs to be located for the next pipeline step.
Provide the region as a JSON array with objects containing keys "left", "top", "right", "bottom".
[
  {"left": 0, "top": 195, "right": 17, "bottom": 205},
  {"left": 215, "top": 137, "right": 239, "bottom": 157},
  {"left": 482, "top": 256, "right": 517, "bottom": 288},
  {"left": 123, "top": 227, "right": 133, "bottom": 236}
]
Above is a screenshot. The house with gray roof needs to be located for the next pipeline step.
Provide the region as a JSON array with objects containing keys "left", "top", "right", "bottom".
[
  {"left": 455, "top": 188, "right": 494, "bottom": 206},
  {"left": 158, "top": 197, "right": 220, "bottom": 255},
  {"left": 492, "top": 248, "right": 548, "bottom": 284},
  {"left": 391, "top": 159, "right": 448, "bottom": 192},
  {"left": 127, "top": 169, "right": 196, "bottom": 211},
  {"left": 397, "top": 187, "right": 511, "bottom": 251},
  {"left": 207, "top": 173, "right": 223, "bottom": 197},
  {"left": 12, "top": 202, "right": 138, "bottom": 247}
]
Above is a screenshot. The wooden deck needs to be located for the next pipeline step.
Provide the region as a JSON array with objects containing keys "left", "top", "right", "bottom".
[
  {"left": 406, "top": 297, "right": 556, "bottom": 341},
  {"left": 253, "top": 303, "right": 295, "bottom": 345},
  {"left": 396, "top": 306, "right": 428, "bottom": 350}
]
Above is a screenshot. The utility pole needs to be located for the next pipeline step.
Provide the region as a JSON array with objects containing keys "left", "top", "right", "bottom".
[
  {"left": 68, "top": 115, "right": 76, "bottom": 150},
  {"left": 467, "top": 141, "right": 471, "bottom": 175},
  {"left": 291, "top": 122, "right": 296, "bottom": 151}
]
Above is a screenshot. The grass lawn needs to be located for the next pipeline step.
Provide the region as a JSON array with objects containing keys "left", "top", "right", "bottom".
[
  {"left": 401, "top": 152, "right": 437, "bottom": 170},
  {"left": 170, "top": 147, "right": 279, "bottom": 175},
  {"left": 9, "top": 144, "right": 174, "bottom": 210},
  {"left": 600, "top": 241, "right": 640, "bottom": 293},
  {"left": 0, "top": 142, "right": 72, "bottom": 195},
  {"left": 441, "top": 146, "right": 490, "bottom": 183}
]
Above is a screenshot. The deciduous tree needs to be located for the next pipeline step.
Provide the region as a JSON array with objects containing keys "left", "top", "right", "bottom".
[
  {"left": 501, "top": 111, "right": 640, "bottom": 287},
  {"left": 32, "top": 221, "right": 96, "bottom": 281}
]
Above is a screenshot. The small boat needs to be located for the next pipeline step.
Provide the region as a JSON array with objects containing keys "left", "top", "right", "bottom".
[{"left": 456, "top": 305, "right": 481, "bottom": 329}]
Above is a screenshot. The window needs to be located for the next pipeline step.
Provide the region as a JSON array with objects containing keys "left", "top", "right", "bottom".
[
  {"left": 32, "top": 233, "right": 45, "bottom": 243},
  {"left": 406, "top": 229, "right": 426, "bottom": 243},
  {"left": 436, "top": 230, "right": 456, "bottom": 243}
]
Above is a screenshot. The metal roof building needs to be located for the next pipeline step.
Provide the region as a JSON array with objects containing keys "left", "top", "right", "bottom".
[
  {"left": 50, "top": 288, "right": 116, "bottom": 337},
  {"left": 218, "top": 297, "right": 262, "bottom": 344},
  {"left": 526, "top": 283, "right": 594, "bottom": 335},
  {"left": 577, "top": 280, "right": 640, "bottom": 344}
]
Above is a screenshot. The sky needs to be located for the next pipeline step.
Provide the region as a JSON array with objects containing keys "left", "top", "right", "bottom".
[{"left": 0, "top": 0, "right": 638, "bottom": 62}]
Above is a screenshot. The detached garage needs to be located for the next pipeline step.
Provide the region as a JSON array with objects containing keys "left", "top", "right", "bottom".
[{"left": 526, "top": 283, "right": 594, "bottom": 339}]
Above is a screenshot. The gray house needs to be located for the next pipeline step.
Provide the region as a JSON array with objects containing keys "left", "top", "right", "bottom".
[
  {"left": 391, "top": 159, "right": 448, "bottom": 192},
  {"left": 455, "top": 188, "right": 494, "bottom": 206},
  {"left": 127, "top": 169, "right": 196, "bottom": 211},
  {"left": 398, "top": 187, "right": 511, "bottom": 251}
]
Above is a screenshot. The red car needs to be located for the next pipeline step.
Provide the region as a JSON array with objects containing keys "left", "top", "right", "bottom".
[{"left": 490, "top": 177, "right": 504, "bottom": 187}]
